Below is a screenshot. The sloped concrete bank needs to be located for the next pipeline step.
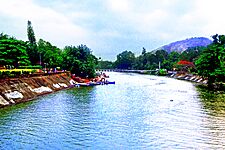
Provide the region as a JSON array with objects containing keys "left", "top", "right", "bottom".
[
  {"left": 168, "top": 73, "right": 208, "bottom": 84},
  {"left": 0, "top": 72, "right": 75, "bottom": 108}
]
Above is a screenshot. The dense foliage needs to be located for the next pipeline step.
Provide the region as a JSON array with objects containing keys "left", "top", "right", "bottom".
[
  {"left": 0, "top": 33, "right": 30, "bottom": 68},
  {"left": 37, "top": 39, "right": 63, "bottom": 68},
  {"left": 62, "top": 45, "right": 98, "bottom": 78},
  {"left": 96, "top": 60, "right": 114, "bottom": 69},
  {"left": 1, "top": 20, "right": 224, "bottom": 88},
  {"left": 112, "top": 47, "right": 204, "bottom": 71},
  {"left": 0, "top": 21, "right": 98, "bottom": 78},
  {"left": 195, "top": 34, "right": 225, "bottom": 87},
  {"left": 27, "top": 20, "right": 39, "bottom": 65},
  {"left": 114, "top": 50, "right": 135, "bottom": 69}
]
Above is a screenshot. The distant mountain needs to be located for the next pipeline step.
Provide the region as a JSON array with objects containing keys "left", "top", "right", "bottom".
[{"left": 155, "top": 37, "right": 212, "bottom": 53}]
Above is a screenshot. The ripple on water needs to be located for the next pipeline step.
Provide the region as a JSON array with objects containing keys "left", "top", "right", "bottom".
[{"left": 1, "top": 72, "right": 225, "bottom": 149}]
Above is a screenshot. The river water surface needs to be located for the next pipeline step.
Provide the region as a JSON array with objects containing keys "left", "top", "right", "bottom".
[{"left": 1, "top": 72, "right": 225, "bottom": 149}]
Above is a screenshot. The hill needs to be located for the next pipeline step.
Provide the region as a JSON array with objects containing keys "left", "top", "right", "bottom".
[{"left": 155, "top": 37, "right": 212, "bottom": 53}]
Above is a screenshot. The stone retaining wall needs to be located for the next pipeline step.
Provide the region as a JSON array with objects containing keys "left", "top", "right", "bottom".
[{"left": 0, "top": 72, "right": 75, "bottom": 108}]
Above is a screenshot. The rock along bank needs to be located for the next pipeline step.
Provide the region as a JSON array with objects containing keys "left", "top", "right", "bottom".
[{"left": 0, "top": 72, "right": 75, "bottom": 108}]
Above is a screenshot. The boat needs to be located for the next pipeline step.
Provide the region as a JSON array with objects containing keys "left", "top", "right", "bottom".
[
  {"left": 74, "top": 80, "right": 115, "bottom": 87},
  {"left": 89, "top": 82, "right": 101, "bottom": 86},
  {"left": 105, "top": 81, "right": 115, "bottom": 84},
  {"left": 75, "top": 83, "right": 90, "bottom": 87}
]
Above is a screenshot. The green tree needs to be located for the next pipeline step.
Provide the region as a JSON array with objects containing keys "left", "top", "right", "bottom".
[
  {"left": 97, "top": 60, "right": 114, "bottom": 69},
  {"left": 163, "top": 51, "right": 180, "bottom": 70},
  {"left": 114, "top": 50, "right": 135, "bottom": 69},
  {"left": 133, "top": 48, "right": 148, "bottom": 70},
  {"left": 37, "top": 39, "right": 63, "bottom": 68},
  {"left": 142, "top": 47, "right": 146, "bottom": 55},
  {"left": 27, "top": 20, "right": 39, "bottom": 65},
  {"left": 27, "top": 20, "right": 36, "bottom": 45},
  {"left": 145, "top": 53, "right": 158, "bottom": 70},
  {"left": 195, "top": 34, "right": 225, "bottom": 88},
  {"left": 62, "top": 45, "right": 97, "bottom": 78},
  {"left": 179, "top": 46, "right": 204, "bottom": 62},
  {"left": 133, "top": 55, "right": 143, "bottom": 69},
  {"left": 0, "top": 33, "right": 30, "bottom": 67},
  {"left": 155, "top": 50, "right": 168, "bottom": 63}
]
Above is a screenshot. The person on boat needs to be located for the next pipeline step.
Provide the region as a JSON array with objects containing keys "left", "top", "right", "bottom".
[
  {"left": 100, "top": 77, "right": 105, "bottom": 82},
  {"left": 102, "top": 73, "right": 109, "bottom": 78}
]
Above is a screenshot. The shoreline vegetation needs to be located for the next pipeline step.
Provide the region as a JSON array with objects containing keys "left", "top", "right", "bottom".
[
  {"left": 0, "top": 21, "right": 224, "bottom": 108},
  {"left": 1, "top": 69, "right": 223, "bottom": 109},
  {"left": 0, "top": 71, "right": 111, "bottom": 108},
  {"left": 98, "top": 34, "right": 224, "bottom": 90}
]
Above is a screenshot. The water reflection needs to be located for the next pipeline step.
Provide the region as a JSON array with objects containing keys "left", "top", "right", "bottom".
[
  {"left": 0, "top": 72, "right": 225, "bottom": 149},
  {"left": 197, "top": 86, "right": 225, "bottom": 115}
]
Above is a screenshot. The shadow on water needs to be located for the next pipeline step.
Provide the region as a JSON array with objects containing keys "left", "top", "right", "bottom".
[
  {"left": 0, "top": 86, "right": 95, "bottom": 118},
  {"left": 1, "top": 72, "right": 225, "bottom": 149},
  {"left": 66, "top": 86, "right": 94, "bottom": 103},
  {"left": 0, "top": 100, "right": 35, "bottom": 119},
  {"left": 197, "top": 85, "right": 225, "bottom": 115}
]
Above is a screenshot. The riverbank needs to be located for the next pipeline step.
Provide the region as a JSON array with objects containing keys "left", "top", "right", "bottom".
[
  {"left": 113, "top": 69, "right": 208, "bottom": 84},
  {"left": 2, "top": 72, "right": 225, "bottom": 149},
  {"left": 0, "top": 72, "right": 75, "bottom": 108},
  {"left": 167, "top": 72, "right": 208, "bottom": 84},
  {"left": 168, "top": 72, "right": 225, "bottom": 90}
]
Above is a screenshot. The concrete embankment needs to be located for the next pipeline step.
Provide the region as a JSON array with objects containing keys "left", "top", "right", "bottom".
[
  {"left": 168, "top": 73, "right": 208, "bottom": 84},
  {"left": 0, "top": 72, "right": 75, "bottom": 108}
]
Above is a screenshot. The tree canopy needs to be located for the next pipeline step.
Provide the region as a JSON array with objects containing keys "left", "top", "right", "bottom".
[
  {"left": 96, "top": 60, "right": 114, "bottom": 69},
  {"left": 114, "top": 50, "right": 135, "bottom": 69},
  {"left": 62, "top": 45, "right": 98, "bottom": 78},
  {"left": 37, "top": 39, "right": 63, "bottom": 68},
  {"left": 1, "top": 20, "right": 224, "bottom": 86},
  {"left": 27, "top": 20, "right": 39, "bottom": 65},
  {"left": 195, "top": 34, "right": 225, "bottom": 87},
  {"left": 0, "top": 33, "right": 30, "bottom": 67},
  {"left": 0, "top": 21, "right": 99, "bottom": 78}
]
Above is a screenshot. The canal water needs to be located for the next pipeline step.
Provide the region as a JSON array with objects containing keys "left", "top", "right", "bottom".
[{"left": 0, "top": 72, "right": 225, "bottom": 149}]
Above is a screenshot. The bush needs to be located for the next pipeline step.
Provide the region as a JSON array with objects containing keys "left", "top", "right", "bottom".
[
  {"left": 2, "top": 71, "right": 11, "bottom": 76},
  {"left": 22, "top": 71, "right": 31, "bottom": 75},
  {"left": 158, "top": 69, "right": 167, "bottom": 76},
  {"left": 31, "top": 69, "right": 37, "bottom": 73},
  {"left": 0, "top": 71, "right": 11, "bottom": 78},
  {"left": 11, "top": 71, "right": 22, "bottom": 76}
]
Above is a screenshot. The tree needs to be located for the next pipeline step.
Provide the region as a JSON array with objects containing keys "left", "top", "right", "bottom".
[
  {"left": 114, "top": 50, "right": 135, "bottom": 69},
  {"left": 145, "top": 53, "right": 158, "bottom": 70},
  {"left": 27, "top": 20, "right": 39, "bottom": 65},
  {"left": 27, "top": 20, "right": 36, "bottom": 45},
  {"left": 0, "top": 33, "right": 30, "bottom": 67},
  {"left": 163, "top": 51, "right": 180, "bottom": 70},
  {"left": 155, "top": 50, "right": 168, "bottom": 63},
  {"left": 37, "top": 39, "right": 63, "bottom": 68},
  {"left": 179, "top": 46, "right": 204, "bottom": 62},
  {"left": 134, "top": 48, "right": 148, "bottom": 70},
  {"left": 195, "top": 34, "right": 225, "bottom": 88},
  {"left": 62, "top": 45, "right": 98, "bottom": 78},
  {"left": 142, "top": 47, "right": 146, "bottom": 55},
  {"left": 0, "top": 33, "right": 9, "bottom": 40},
  {"left": 97, "top": 60, "right": 114, "bottom": 69}
]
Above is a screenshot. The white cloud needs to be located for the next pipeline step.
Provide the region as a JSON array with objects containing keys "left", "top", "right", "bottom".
[
  {"left": 106, "top": 0, "right": 131, "bottom": 13},
  {"left": 0, "top": 0, "right": 90, "bottom": 47},
  {"left": 193, "top": 0, "right": 225, "bottom": 35},
  {"left": 1, "top": 0, "right": 225, "bottom": 60}
]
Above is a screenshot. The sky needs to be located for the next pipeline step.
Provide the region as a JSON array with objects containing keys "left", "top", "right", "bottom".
[{"left": 1, "top": 0, "right": 225, "bottom": 60}]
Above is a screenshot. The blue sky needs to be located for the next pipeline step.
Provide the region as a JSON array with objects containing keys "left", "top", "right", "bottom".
[{"left": 1, "top": 0, "right": 225, "bottom": 60}]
